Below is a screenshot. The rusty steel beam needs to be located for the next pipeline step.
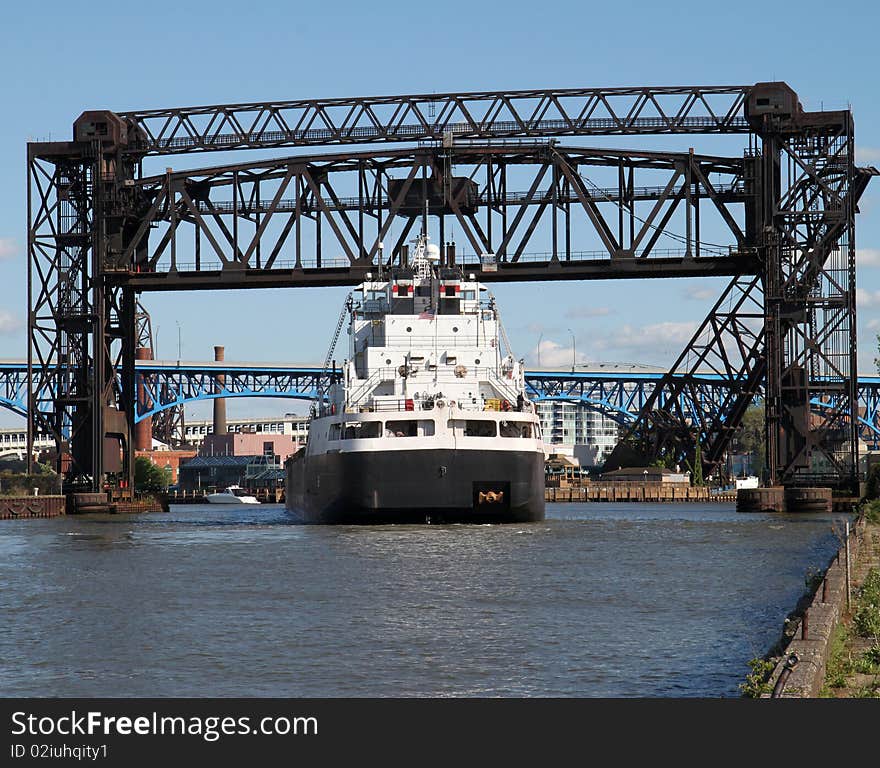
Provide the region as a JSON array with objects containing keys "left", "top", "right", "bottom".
[
  {"left": 117, "top": 86, "right": 752, "bottom": 155},
  {"left": 111, "top": 144, "right": 751, "bottom": 286}
]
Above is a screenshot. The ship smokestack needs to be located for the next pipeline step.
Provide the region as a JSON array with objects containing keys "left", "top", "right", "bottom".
[
  {"left": 134, "top": 346, "right": 153, "bottom": 451},
  {"left": 213, "top": 345, "right": 227, "bottom": 437}
]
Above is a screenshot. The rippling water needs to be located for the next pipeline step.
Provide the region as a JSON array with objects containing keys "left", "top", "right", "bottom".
[{"left": 0, "top": 503, "right": 846, "bottom": 697}]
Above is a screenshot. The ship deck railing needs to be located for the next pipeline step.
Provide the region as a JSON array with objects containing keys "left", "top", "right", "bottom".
[
  {"left": 345, "top": 396, "right": 534, "bottom": 415},
  {"left": 344, "top": 366, "right": 525, "bottom": 410}
]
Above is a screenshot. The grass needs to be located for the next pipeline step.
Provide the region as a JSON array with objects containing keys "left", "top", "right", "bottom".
[
  {"left": 821, "top": 564, "right": 880, "bottom": 696},
  {"left": 821, "top": 624, "right": 851, "bottom": 695},
  {"left": 853, "top": 569, "right": 880, "bottom": 639}
]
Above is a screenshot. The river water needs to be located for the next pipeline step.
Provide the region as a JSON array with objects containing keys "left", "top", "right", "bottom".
[{"left": 0, "top": 503, "right": 846, "bottom": 697}]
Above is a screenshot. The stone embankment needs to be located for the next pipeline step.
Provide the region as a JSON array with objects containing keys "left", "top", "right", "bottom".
[{"left": 764, "top": 514, "right": 875, "bottom": 697}]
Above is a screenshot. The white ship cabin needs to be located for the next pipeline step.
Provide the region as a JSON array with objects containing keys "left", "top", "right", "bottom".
[{"left": 312, "top": 240, "right": 542, "bottom": 451}]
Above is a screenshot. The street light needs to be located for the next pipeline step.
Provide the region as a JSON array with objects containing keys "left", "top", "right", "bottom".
[
  {"left": 567, "top": 328, "right": 576, "bottom": 373},
  {"left": 537, "top": 332, "right": 544, "bottom": 368}
]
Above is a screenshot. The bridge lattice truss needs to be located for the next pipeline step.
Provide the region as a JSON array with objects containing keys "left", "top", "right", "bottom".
[
  {"left": 26, "top": 84, "right": 875, "bottom": 490},
  {"left": 7, "top": 364, "right": 880, "bottom": 452}
]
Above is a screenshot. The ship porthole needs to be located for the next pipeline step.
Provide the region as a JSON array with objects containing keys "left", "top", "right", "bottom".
[
  {"left": 385, "top": 358, "right": 391, "bottom": 365},
  {"left": 475, "top": 358, "right": 481, "bottom": 364},
  {"left": 452, "top": 326, "right": 459, "bottom": 333},
  {"left": 406, "top": 326, "right": 412, "bottom": 332}
]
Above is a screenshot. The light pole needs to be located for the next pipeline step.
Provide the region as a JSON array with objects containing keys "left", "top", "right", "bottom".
[
  {"left": 537, "top": 332, "right": 543, "bottom": 368},
  {"left": 567, "top": 328, "right": 576, "bottom": 373}
]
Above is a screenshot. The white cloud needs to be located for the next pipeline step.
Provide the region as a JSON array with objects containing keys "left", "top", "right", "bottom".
[
  {"left": 857, "top": 288, "right": 880, "bottom": 308},
  {"left": 857, "top": 249, "right": 880, "bottom": 267},
  {"left": 564, "top": 306, "right": 612, "bottom": 319},
  {"left": 532, "top": 339, "right": 587, "bottom": 368},
  {"left": 0, "top": 238, "right": 18, "bottom": 261},
  {"left": 856, "top": 146, "right": 880, "bottom": 164},
  {"left": 0, "top": 310, "right": 22, "bottom": 335},
  {"left": 866, "top": 319, "right": 880, "bottom": 331},
  {"left": 607, "top": 321, "right": 698, "bottom": 355},
  {"left": 683, "top": 286, "right": 717, "bottom": 301},
  {"left": 529, "top": 321, "right": 699, "bottom": 368}
]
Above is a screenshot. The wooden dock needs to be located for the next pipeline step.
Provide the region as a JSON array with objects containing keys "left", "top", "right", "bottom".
[{"left": 545, "top": 484, "right": 735, "bottom": 503}]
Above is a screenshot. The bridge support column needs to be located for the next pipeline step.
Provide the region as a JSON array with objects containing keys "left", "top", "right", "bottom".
[{"left": 134, "top": 346, "right": 153, "bottom": 451}]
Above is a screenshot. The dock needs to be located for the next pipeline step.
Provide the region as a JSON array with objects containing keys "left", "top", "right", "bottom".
[{"left": 545, "top": 484, "right": 735, "bottom": 503}]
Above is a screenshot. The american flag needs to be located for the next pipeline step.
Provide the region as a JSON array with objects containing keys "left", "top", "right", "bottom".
[{"left": 418, "top": 309, "right": 435, "bottom": 319}]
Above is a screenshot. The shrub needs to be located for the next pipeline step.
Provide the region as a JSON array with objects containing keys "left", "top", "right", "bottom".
[{"left": 739, "top": 657, "right": 776, "bottom": 698}]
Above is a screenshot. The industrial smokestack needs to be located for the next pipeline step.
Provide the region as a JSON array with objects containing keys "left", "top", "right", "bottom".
[
  {"left": 134, "top": 346, "right": 153, "bottom": 451},
  {"left": 213, "top": 345, "right": 227, "bottom": 438}
]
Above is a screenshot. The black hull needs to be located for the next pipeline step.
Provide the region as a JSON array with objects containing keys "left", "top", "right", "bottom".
[{"left": 285, "top": 448, "right": 545, "bottom": 524}]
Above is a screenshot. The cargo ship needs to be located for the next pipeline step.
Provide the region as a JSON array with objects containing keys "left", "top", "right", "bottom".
[{"left": 284, "top": 234, "right": 545, "bottom": 524}]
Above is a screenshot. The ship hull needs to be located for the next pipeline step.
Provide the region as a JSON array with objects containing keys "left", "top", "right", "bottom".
[{"left": 286, "top": 448, "right": 545, "bottom": 524}]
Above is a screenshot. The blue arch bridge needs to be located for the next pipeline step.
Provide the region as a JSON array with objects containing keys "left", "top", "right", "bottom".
[{"left": 4, "top": 361, "right": 880, "bottom": 450}]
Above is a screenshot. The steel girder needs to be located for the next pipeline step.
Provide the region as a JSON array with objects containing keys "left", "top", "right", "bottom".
[
  {"left": 604, "top": 273, "right": 766, "bottom": 474},
  {"left": 25, "top": 82, "right": 871, "bottom": 493},
  {"left": 133, "top": 301, "right": 186, "bottom": 448},
  {"left": 606, "top": 103, "right": 874, "bottom": 489},
  {"left": 9, "top": 361, "right": 880, "bottom": 448},
  {"left": 27, "top": 138, "right": 139, "bottom": 491},
  {"left": 134, "top": 365, "right": 328, "bottom": 428},
  {"left": 112, "top": 144, "right": 753, "bottom": 292},
  {"left": 128, "top": 367, "right": 880, "bottom": 450},
  {"left": 760, "top": 112, "right": 861, "bottom": 489},
  {"left": 0, "top": 364, "right": 30, "bottom": 417},
  {"left": 118, "top": 86, "right": 752, "bottom": 155}
]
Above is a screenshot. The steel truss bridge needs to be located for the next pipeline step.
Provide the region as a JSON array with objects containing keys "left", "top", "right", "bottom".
[
  {"left": 26, "top": 83, "right": 877, "bottom": 492},
  {"left": 6, "top": 362, "right": 880, "bottom": 451}
]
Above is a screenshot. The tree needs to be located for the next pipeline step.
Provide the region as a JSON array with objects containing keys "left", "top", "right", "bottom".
[
  {"left": 736, "top": 405, "right": 765, "bottom": 475},
  {"left": 134, "top": 457, "right": 170, "bottom": 493},
  {"left": 691, "top": 440, "right": 704, "bottom": 486},
  {"left": 865, "top": 463, "right": 880, "bottom": 500}
]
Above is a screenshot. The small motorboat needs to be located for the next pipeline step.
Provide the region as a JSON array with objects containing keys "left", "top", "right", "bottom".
[{"left": 205, "top": 485, "right": 260, "bottom": 504}]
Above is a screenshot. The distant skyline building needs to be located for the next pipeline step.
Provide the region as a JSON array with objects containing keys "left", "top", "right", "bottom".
[
  {"left": 536, "top": 401, "right": 619, "bottom": 468},
  {"left": 178, "top": 415, "right": 309, "bottom": 448}
]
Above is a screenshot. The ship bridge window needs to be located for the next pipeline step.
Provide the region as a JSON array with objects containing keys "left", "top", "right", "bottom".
[
  {"left": 500, "top": 421, "right": 533, "bottom": 438},
  {"left": 342, "top": 421, "right": 382, "bottom": 439},
  {"left": 384, "top": 419, "right": 435, "bottom": 438},
  {"left": 363, "top": 290, "right": 387, "bottom": 313},
  {"left": 450, "top": 419, "right": 497, "bottom": 437},
  {"left": 461, "top": 290, "right": 476, "bottom": 301}
]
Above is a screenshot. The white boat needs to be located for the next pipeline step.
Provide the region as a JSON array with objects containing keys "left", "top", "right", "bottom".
[
  {"left": 205, "top": 485, "right": 260, "bottom": 504},
  {"left": 285, "top": 231, "right": 546, "bottom": 524}
]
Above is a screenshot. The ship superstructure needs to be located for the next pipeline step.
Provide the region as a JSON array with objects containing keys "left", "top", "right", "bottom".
[{"left": 285, "top": 235, "right": 545, "bottom": 523}]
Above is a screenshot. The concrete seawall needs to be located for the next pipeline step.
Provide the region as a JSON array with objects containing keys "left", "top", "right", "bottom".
[{"left": 765, "top": 515, "right": 866, "bottom": 697}]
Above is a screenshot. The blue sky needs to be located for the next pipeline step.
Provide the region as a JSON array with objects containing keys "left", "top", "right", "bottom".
[{"left": 1, "top": 0, "right": 878, "bottom": 424}]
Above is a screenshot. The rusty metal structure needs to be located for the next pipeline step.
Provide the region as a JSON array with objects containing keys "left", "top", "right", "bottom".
[{"left": 26, "top": 83, "right": 874, "bottom": 493}]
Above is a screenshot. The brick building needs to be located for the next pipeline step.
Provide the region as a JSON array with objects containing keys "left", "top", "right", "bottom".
[{"left": 200, "top": 432, "right": 299, "bottom": 462}]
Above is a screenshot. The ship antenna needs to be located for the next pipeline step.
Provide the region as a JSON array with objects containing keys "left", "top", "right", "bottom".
[
  {"left": 488, "top": 290, "right": 513, "bottom": 359},
  {"left": 316, "top": 291, "right": 353, "bottom": 413}
]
